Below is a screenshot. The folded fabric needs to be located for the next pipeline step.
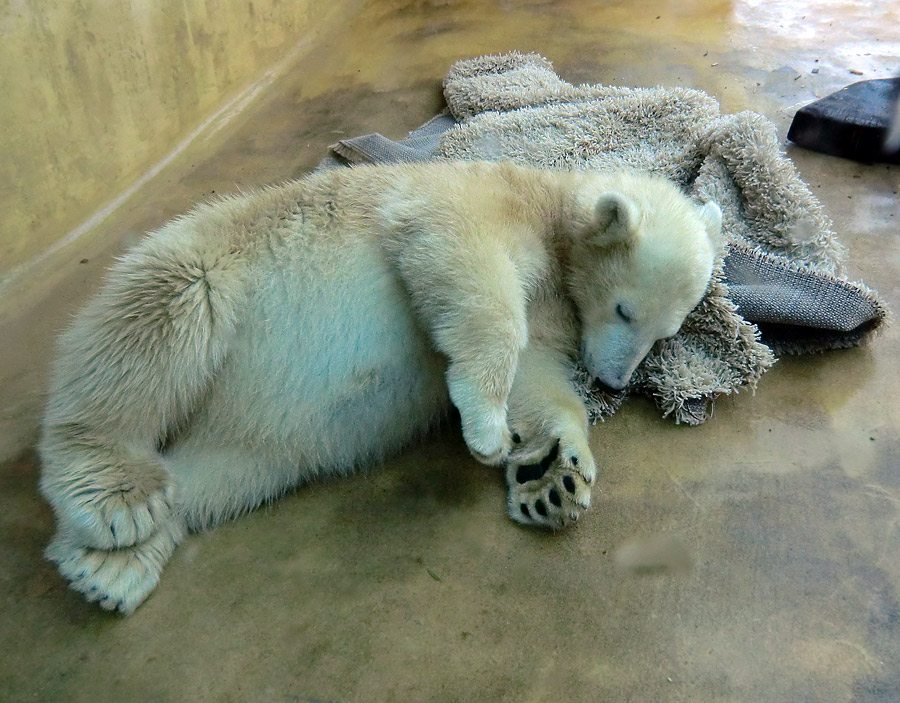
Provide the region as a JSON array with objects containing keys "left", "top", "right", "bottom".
[{"left": 320, "top": 52, "right": 890, "bottom": 424}]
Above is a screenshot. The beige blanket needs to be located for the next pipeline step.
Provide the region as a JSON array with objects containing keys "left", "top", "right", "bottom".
[{"left": 323, "top": 52, "right": 889, "bottom": 424}]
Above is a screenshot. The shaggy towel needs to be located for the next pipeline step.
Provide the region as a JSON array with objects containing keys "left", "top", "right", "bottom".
[{"left": 321, "top": 52, "right": 889, "bottom": 425}]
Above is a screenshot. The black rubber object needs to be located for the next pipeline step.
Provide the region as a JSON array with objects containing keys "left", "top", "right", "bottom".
[{"left": 787, "top": 77, "right": 900, "bottom": 164}]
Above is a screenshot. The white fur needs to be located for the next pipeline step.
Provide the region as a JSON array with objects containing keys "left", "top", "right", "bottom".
[{"left": 38, "top": 162, "right": 719, "bottom": 612}]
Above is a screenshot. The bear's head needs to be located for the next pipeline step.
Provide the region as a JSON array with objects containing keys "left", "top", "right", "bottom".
[{"left": 565, "top": 173, "right": 722, "bottom": 390}]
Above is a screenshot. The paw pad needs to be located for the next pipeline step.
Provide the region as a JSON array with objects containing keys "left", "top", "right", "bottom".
[
  {"left": 516, "top": 463, "right": 546, "bottom": 484},
  {"left": 514, "top": 441, "right": 559, "bottom": 484},
  {"left": 506, "top": 439, "right": 594, "bottom": 529}
]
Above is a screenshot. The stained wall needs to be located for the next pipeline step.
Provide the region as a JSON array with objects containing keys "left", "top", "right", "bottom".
[{"left": 0, "top": 0, "right": 351, "bottom": 281}]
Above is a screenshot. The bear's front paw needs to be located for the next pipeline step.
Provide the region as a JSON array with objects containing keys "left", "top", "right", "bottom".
[
  {"left": 447, "top": 372, "right": 513, "bottom": 466},
  {"left": 462, "top": 407, "right": 513, "bottom": 466},
  {"left": 505, "top": 435, "right": 596, "bottom": 529}
]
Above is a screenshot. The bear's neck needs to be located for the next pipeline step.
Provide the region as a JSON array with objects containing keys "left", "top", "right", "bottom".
[{"left": 543, "top": 169, "right": 590, "bottom": 279}]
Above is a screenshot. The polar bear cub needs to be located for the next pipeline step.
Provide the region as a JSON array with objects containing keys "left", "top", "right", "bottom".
[{"left": 38, "top": 161, "right": 721, "bottom": 613}]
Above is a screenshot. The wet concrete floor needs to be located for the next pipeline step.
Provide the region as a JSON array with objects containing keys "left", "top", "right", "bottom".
[{"left": 2, "top": 0, "right": 900, "bottom": 701}]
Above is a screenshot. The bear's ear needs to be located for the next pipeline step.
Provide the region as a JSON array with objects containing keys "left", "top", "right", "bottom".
[
  {"left": 591, "top": 191, "right": 639, "bottom": 246},
  {"left": 698, "top": 201, "right": 723, "bottom": 239}
]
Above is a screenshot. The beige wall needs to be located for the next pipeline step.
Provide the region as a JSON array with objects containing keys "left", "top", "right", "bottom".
[{"left": 0, "top": 0, "right": 342, "bottom": 281}]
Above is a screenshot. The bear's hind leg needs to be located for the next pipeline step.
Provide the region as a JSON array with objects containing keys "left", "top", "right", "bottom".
[
  {"left": 39, "top": 229, "right": 244, "bottom": 611},
  {"left": 40, "top": 427, "right": 178, "bottom": 550},
  {"left": 46, "top": 514, "right": 187, "bottom": 614}
]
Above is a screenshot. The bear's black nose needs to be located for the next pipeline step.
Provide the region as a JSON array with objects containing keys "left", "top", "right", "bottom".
[{"left": 593, "top": 377, "right": 628, "bottom": 394}]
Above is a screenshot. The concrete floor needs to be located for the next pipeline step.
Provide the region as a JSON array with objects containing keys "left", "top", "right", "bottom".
[{"left": 2, "top": 0, "right": 900, "bottom": 701}]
